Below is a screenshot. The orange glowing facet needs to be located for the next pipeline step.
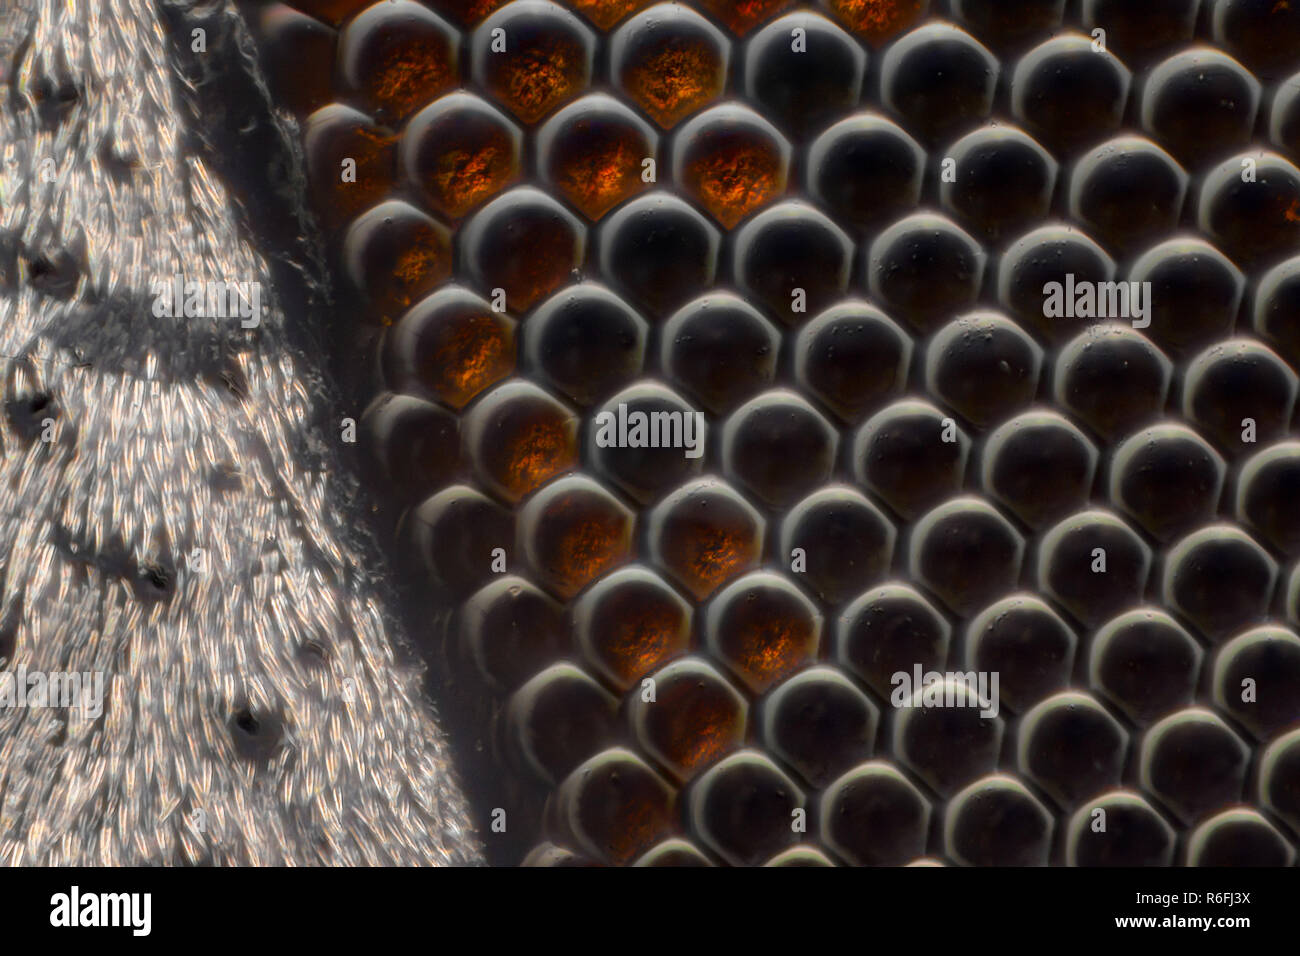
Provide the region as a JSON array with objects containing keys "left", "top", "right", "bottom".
[
  {"left": 564, "top": 0, "right": 656, "bottom": 31},
  {"left": 427, "top": 0, "right": 511, "bottom": 26},
  {"left": 603, "top": 605, "right": 683, "bottom": 682},
  {"left": 538, "top": 498, "right": 633, "bottom": 597},
  {"left": 365, "top": 41, "right": 456, "bottom": 120},
  {"left": 378, "top": 232, "right": 452, "bottom": 322},
  {"left": 682, "top": 137, "right": 785, "bottom": 229},
  {"left": 735, "top": 618, "right": 810, "bottom": 685},
  {"left": 827, "top": 0, "right": 927, "bottom": 47},
  {"left": 654, "top": 689, "right": 743, "bottom": 774},
  {"left": 487, "top": 36, "right": 588, "bottom": 123},
  {"left": 622, "top": 40, "right": 725, "bottom": 129},
  {"left": 553, "top": 133, "right": 648, "bottom": 220},
  {"left": 500, "top": 419, "right": 578, "bottom": 499},
  {"left": 695, "top": 0, "right": 796, "bottom": 35},
  {"left": 667, "top": 523, "right": 760, "bottom": 599},
  {"left": 426, "top": 313, "right": 515, "bottom": 408},
  {"left": 433, "top": 143, "right": 514, "bottom": 218}
]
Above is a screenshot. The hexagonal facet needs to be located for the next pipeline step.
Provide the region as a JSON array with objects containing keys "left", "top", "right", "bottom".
[
  {"left": 1139, "top": 708, "right": 1250, "bottom": 824},
  {"left": 835, "top": 582, "right": 951, "bottom": 700},
  {"left": 1017, "top": 691, "right": 1128, "bottom": 808},
  {"left": 893, "top": 675, "right": 1004, "bottom": 795},
  {"left": 940, "top": 124, "right": 1057, "bottom": 241},
  {"left": 587, "top": 381, "right": 705, "bottom": 503},
  {"left": 741, "top": 12, "right": 867, "bottom": 141},
  {"left": 806, "top": 112, "right": 926, "bottom": 233},
  {"left": 610, "top": 4, "right": 730, "bottom": 129},
  {"left": 506, "top": 662, "right": 619, "bottom": 782},
  {"left": 1187, "top": 809, "right": 1296, "bottom": 867},
  {"left": 630, "top": 656, "right": 748, "bottom": 780},
  {"left": 686, "top": 750, "right": 805, "bottom": 866},
  {"left": 401, "top": 484, "right": 515, "bottom": 598},
  {"left": 1161, "top": 524, "right": 1277, "bottom": 642},
  {"left": 1211, "top": 626, "right": 1300, "bottom": 740},
  {"left": 779, "top": 485, "right": 896, "bottom": 606},
  {"left": 820, "top": 761, "right": 931, "bottom": 866},
  {"left": 1089, "top": 608, "right": 1202, "bottom": 725},
  {"left": 945, "top": 775, "right": 1054, "bottom": 866},
  {"left": 344, "top": 200, "right": 452, "bottom": 325},
  {"left": 518, "top": 474, "right": 635, "bottom": 599},
  {"left": 704, "top": 571, "right": 821, "bottom": 693},
  {"left": 460, "top": 186, "right": 586, "bottom": 312},
  {"left": 382, "top": 285, "right": 516, "bottom": 409},
  {"left": 1140, "top": 47, "right": 1261, "bottom": 168},
  {"left": 1237, "top": 441, "right": 1300, "bottom": 555},
  {"left": 555, "top": 747, "right": 676, "bottom": 864},
  {"left": 1127, "top": 238, "right": 1243, "bottom": 360},
  {"left": 719, "top": 389, "right": 839, "bottom": 508},
  {"left": 880, "top": 21, "right": 998, "bottom": 145},
  {"left": 460, "top": 575, "right": 567, "bottom": 690},
  {"left": 462, "top": 379, "right": 579, "bottom": 502},
  {"left": 1036, "top": 509, "right": 1153, "bottom": 627},
  {"left": 400, "top": 93, "right": 523, "bottom": 220},
  {"left": 599, "top": 194, "right": 722, "bottom": 319},
  {"left": 1053, "top": 323, "right": 1172, "bottom": 438},
  {"left": 1198, "top": 151, "right": 1300, "bottom": 269},
  {"left": 979, "top": 410, "right": 1098, "bottom": 529},
  {"left": 1065, "top": 790, "right": 1176, "bottom": 867},
  {"left": 795, "top": 300, "right": 913, "bottom": 423},
  {"left": 927, "top": 311, "right": 1042, "bottom": 429},
  {"left": 358, "top": 393, "right": 460, "bottom": 502},
  {"left": 851, "top": 399, "right": 971, "bottom": 519},
  {"left": 1109, "top": 423, "right": 1226, "bottom": 542},
  {"left": 338, "top": 1, "right": 459, "bottom": 123},
  {"left": 536, "top": 94, "right": 657, "bottom": 220},
  {"left": 908, "top": 496, "right": 1025, "bottom": 615},
  {"left": 671, "top": 104, "right": 791, "bottom": 229},
  {"left": 522, "top": 283, "right": 648, "bottom": 406},
  {"left": 573, "top": 565, "right": 692, "bottom": 689},
  {"left": 647, "top": 478, "right": 765, "bottom": 600},
  {"left": 998, "top": 223, "right": 1116, "bottom": 343},
  {"left": 1182, "top": 339, "right": 1298, "bottom": 455},
  {"left": 760, "top": 666, "right": 879, "bottom": 788},
  {"left": 731, "top": 201, "right": 853, "bottom": 324},
  {"left": 867, "top": 212, "right": 986, "bottom": 335},
  {"left": 303, "top": 104, "right": 397, "bottom": 230},
  {"left": 257, "top": 5, "right": 338, "bottom": 116},
  {"left": 1011, "top": 33, "right": 1131, "bottom": 154},
  {"left": 661, "top": 293, "right": 781, "bottom": 414},
  {"left": 472, "top": 1, "right": 596, "bottom": 123},
  {"left": 1068, "top": 136, "right": 1189, "bottom": 257},
  {"left": 965, "top": 593, "right": 1076, "bottom": 714}
]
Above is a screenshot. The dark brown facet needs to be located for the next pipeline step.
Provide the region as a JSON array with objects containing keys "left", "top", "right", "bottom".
[
  {"left": 344, "top": 200, "right": 452, "bottom": 325},
  {"left": 303, "top": 103, "right": 397, "bottom": 231}
]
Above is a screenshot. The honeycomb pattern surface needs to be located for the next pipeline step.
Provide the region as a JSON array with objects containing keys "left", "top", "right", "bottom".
[{"left": 247, "top": 0, "right": 1300, "bottom": 866}]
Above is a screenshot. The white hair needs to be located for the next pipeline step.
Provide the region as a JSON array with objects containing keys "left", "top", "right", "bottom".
[{"left": 0, "top": 0, "right": 479, "bottom": 864}]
